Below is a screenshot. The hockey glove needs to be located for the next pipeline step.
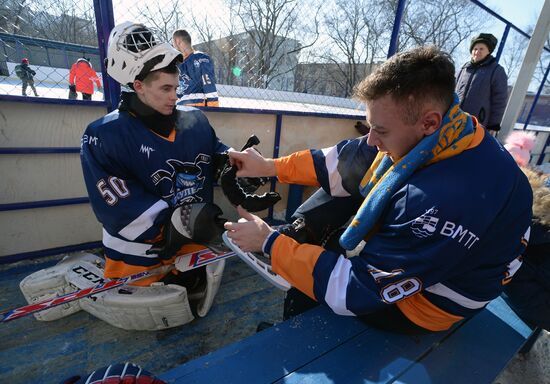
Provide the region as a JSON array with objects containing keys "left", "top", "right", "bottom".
[
  {"left": 221, "top": 164, "right": 281, "bottom": 212},
  {"left": 213, "top": 135, "right": 269, "bottom": 194},
  {"left": 236, "top": 175, "right": 271, "bottom": 194},
  {"left": 146, "top": 202, "right": 229, "bottom": 259}
]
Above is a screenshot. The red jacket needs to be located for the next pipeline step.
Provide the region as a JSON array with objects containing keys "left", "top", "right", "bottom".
[{"left": 69, "top": 59, "right": 101, "bottom": 94}]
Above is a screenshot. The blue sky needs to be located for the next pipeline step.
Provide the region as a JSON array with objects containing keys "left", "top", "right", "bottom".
[{"left": 483, "top": 0, "right": 545, "bottom": 30}]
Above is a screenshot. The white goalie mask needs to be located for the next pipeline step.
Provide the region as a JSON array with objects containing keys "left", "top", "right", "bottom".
[{"left": 106, "top": 21, "right": 182, "bottom": 85}]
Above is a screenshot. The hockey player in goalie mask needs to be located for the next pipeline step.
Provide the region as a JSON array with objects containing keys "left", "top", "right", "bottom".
[{"left": 77, "top": 21, "right": 237, "bottom": 329}]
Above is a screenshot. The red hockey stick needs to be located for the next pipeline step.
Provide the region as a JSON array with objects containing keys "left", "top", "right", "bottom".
[{"left": 1, "top": 249, "right": 235, "bottom": 323}]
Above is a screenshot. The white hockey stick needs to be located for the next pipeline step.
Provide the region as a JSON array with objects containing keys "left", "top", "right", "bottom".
[
  {"left": 222, "top": 232, "right": 291, "bottom": 291},
  {"left": 1, "top": 248, "right": 235, "bottom": 323}
]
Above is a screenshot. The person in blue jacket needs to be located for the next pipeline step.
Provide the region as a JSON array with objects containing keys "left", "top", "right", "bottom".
[
  {"left": 225, "top": 45, "right": 533, "bottom": 334},
  {"left": 172, "top": 29, "right": 219, "bottom": 107},
  {"left": 80, "top": 22, "right": 230, "bottom": 309},
  {"left": 456, "top": 33, "right": 508, "bottom": 135}
]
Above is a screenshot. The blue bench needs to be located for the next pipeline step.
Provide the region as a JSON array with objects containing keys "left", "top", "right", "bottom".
[{"left": 159, "top": 296, "right": 532, "bottom": 384}]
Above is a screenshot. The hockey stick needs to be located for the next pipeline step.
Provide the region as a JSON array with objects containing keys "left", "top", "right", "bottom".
[
  {"left": 1, "top": 248, "right": 235, "bottom": 323},
  {"left": 222, "top": 232, "right": 291, "bottom": 291}
]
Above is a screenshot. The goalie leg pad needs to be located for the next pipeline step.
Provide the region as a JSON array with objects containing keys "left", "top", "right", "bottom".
[
  {"left": 79, "top": 284, "right": 195, "bottom": 331},
  {"left": 196, "top": 260, "right": 225, "bottom": 317},
  {"left": 19, "top": 252, "right": 103, "bottom": 321},
  {"left": 64, "top": 261, "right": 194, "bottom": 330}
]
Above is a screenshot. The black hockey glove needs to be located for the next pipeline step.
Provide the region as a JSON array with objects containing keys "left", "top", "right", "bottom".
[
  {"left": 221, "top": 164, "right": 281, "bottom": 212},
  {"left": 235, "top": 175, "right": 271, "bottom": 194},
  {"left": 146, "top": 203, "right": 229, "bottom": 259},
  {"left": 213, "top": 134, "right": 270, "bottom": 194}
]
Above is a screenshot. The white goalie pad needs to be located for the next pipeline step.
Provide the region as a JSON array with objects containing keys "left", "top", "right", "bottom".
[
  {"left": 79, "top": 283, "right": 194, "bottom": 331},
  {"left": 66, "top": 261, "right": 195, "bottom": 331},
  {"left": 19, "top": 251, "right": 224, "bottom": 330},
  {"left": 19, "top": 252, "right": 103, "bottom": 321},
  {"left": 196, "top": 260, "right": 225, "bottom": 317}
]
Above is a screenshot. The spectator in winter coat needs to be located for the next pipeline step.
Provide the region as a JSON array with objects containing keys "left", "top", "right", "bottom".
[
  {"left": 14, "top": 58, "right": 38, "bottom": 97},
  {"left": 456, "top": 33, "right": 508, "bottom": 136},
  {"left": 68, "top": 57, "right": 102, "bottom": 100}
]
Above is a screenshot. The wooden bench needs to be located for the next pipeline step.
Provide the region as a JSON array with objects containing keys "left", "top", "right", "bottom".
[{"left": 159, "top": 296, "right": 532, "bottom": 383}]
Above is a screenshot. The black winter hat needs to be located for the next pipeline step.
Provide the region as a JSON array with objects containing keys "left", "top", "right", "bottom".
[{"left": 470, "top": 33, "right": 498, "bottom": 53}]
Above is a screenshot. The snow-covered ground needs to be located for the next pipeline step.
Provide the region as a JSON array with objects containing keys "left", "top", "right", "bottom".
[
  {"left": 0, "top": 76, "right": 105, "bottom": 100},
  {"left": 1, "top": 61, "right": 365, "bottom": 115},
  {"left": 0, "top": 77, "right": 364, "bottom": 115}
]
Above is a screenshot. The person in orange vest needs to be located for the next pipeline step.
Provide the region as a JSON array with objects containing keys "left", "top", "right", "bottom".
[{"left": 68, "top": 57, "right": 102, "bottom": 100}]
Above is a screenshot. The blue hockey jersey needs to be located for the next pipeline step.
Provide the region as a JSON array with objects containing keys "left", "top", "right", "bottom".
[
  {"left": 176, "top": 51, "right": 219, "bottom": 107},
  {"left": 265, "top": 127, "right": 532, "bottom": 331},
  {"left": 80, "top": 106, "right": 228, "bottom": 284}
]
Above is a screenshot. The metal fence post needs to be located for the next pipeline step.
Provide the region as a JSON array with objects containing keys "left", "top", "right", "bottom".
[
  {"left": 387, "top": 0, "right": 407, "bottom": 58},
  {"left": 495, "top": 25, "right": 510, "bottom": 63},
  {"left": 93, "top": 0, "right": 119, "bottom": 112}
]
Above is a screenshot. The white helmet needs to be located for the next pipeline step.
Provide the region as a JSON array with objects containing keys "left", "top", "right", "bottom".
[{"left": 106, "top": 21, "right": 182, "bottom": 85}]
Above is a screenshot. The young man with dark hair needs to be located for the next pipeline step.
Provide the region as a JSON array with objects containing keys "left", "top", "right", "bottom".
[
  {"left": 172, "top": 29, "right": 219, "bottom": 107},
  {"left": 225, "top": 45, "right": 533, "bottom": 334},
  {"left": 80, "top": 22, "right": 229, "bottom": 325}
]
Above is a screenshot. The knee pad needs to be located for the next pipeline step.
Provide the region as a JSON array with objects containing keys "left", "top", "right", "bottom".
[
  {"left": 19, "top": 252, "right": 103, "bottom": 321},
  {"left": 196, "top": 259, "right": 225, "bottom": 317}
]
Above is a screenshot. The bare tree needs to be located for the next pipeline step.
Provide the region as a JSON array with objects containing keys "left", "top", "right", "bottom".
[
  {"left": 499, "top": 31, "right": 528, "bottom": 85},
  {"left": 390, "top": 0, "right": 487, "bottom": 55},
  {"left": 312, "top": 0, "right": 389, "bottom": 97},
  {"left": 135, "top": 1, "right": 184, "bottom": 42},
  {"left": 187, "top": 0, "right": 243, "bottom": 86},
  {"left": 0, "top": 0, "right": 29, "bottom": 34},
  {"left": 235, "top": 0, "right": 319, "bottom": 89}
]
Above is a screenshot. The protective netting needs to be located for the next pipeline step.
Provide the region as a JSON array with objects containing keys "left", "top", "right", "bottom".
[{"left": 0, "top": 0, "right": 548, "bottom": 116}]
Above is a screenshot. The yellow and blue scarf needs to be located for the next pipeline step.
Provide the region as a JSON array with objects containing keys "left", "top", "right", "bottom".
[{"left": 339, "top": 93, "right": 476, "bottom": 250}]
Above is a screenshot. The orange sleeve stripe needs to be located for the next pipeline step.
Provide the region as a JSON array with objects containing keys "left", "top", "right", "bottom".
[
  {"left": 274, "top": 150, "right": 320, "bottom": 186},
  {"left": 271, "top": 235, "right": 323, "bottom": 299},
  {"left": 396, "top": 293, "right": 464, "bottom": 331}
]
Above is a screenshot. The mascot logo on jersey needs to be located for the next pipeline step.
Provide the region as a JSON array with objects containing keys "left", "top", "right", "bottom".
[
  {"left": 177, "top": 74, "right": 191, "bottom": 97},
  {"left": 151, "top": 154, "right": 210, "bottom": 206}
]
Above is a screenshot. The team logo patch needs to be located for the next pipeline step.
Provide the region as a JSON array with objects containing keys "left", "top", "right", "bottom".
[
  {"left": 140, "top": 144, "right": 155, "bottom": 159},
  {"left": 411, "top": 209, "right": 439, "bottom": 238},
  {"left": 177, "top": 74, "right": 191, "bottom": 95},
  {"left": 410, "top": 208, "right": 480, "bottom": 249},
  {"left": 151, "top": 154, "right": 210, "bottom": 205}
]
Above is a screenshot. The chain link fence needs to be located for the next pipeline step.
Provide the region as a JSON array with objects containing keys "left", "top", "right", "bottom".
[{"left": 0, "top": 0, "right": 548, "bottom": 117}]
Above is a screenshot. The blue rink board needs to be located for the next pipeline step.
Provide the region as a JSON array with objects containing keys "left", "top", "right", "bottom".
[{"left": 160, "top": 297, "right": 532, "bottom": 384}]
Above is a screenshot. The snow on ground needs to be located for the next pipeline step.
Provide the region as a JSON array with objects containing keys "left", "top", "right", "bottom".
[
  {"left": 0, "top": 74, "right": 365, "bottom": 116},
  {"left": 0, "top": 77, "right": 105, "bottom": 101}
]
